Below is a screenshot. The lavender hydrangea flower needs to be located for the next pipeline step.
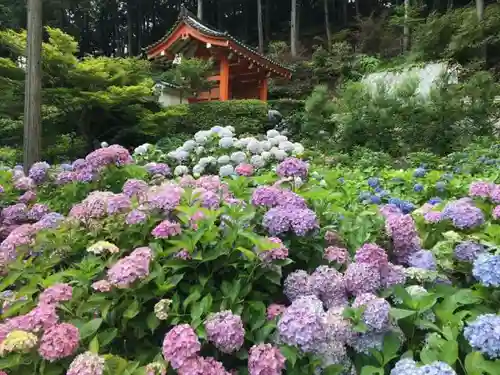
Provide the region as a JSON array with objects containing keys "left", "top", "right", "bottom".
[
  {"left": 352, "top": 293, "right": 390, "bottom": 331},
  {"left": 464, "top": 314, "right": 500, "bottom": 359},
  {"left": 381, "top": 263, "right": 407, "bottom": 288},
  {"left": 348, "top": 330, "right": 385, "bottom": 354},
  {"left": 454, "top": 241, "right": 485, "bottom": 262},
  {"left": 385, "top": 214, "right": 421, "bottom": 263},
  {"left": 204, "top": 310, "right": 245, "bottom": 353},
  {"left": 420, "top": 361, "right": 457, "bottom": 374},
  {"left": 145, "top": 163, "right": 171, "bottom": 176},
  {"left": 469, "top": 181, "right": 493, "bottom": 198},
  {"left": 473, "top": 253, "right": 500, "bottom": 287},
  {"left": 442, "top": 199, "right": 484, "bottom": 229},
  {"left": 344, "top": 263, "right": 381, "bottom": 296},
  {"left": 152, "top": 220, "right": 181, "bottom": 239},
  {"left": 310, "top": 266, "right": 347, "bottom": 308},
  {"left": 491, "top": 185, "right": 500, "bottom": 203},
  {"left": 248, "top": 344, "right": 286, "bottom": 375},
  {"left": 263, "top": 207, "right": 291, "bottom": 236},
  {"left": 276, "top": 158, "right": 308, "bottom": 179},
  {"left": 28, "top": 162, "right": 50, "bottom": 184},
  {"left": 277, "top": 295, "right": 326, "bottom": 352},
  {"left": 284, "top": 270, "right": 312, "bottom": 302},
  {"left": 493, "top": 205, "right": 500, "bottom": 220},
  {"left": 424, "top": 211, "right": 442, "bottom": 223},
  {"left": 408, "top": 250, "right": 436, "bottom": 271},
  {"left": 125, "top": 209, "right": 147, "bottom": 225},
  {"left": 251, "top": 186, "right": 281, "bottom": 207},
  {"left": 107, "top": 247, "right": 152, "bottom": 288},
  {"left": 390, "top": 358, "right": 419, "bottom": 375}
]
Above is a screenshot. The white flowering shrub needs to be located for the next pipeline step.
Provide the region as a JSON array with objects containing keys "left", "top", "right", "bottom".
[{"left": 133, "top": 126, "right": 305, "bottom": 177}]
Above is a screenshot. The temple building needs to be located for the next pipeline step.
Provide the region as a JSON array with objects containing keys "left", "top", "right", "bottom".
[{"left": 145, "top": 6, "right": 292, "bottom": 103}]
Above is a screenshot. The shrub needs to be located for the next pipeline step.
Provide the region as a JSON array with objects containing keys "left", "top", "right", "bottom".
[{"left": 139, "top": 100, "right": 269, "bottom": 141}]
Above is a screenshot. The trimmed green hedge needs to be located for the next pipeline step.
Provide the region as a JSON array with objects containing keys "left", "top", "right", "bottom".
[{"left": 139, "top": 100, "right": 269, "bottom": 140}]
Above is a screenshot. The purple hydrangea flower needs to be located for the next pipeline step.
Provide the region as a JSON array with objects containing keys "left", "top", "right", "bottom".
[
  {"left": 145, "top": 163, "right": 171, "bottom": 176},
  {"left": 251, "top": 186, "right": 282, "bottom": 207},
  {"left": 204, "top": 310, "right": 245, "bottom": 353},
  {"left": 125, "top": 209, "right": 147, "bottom": 225},
  {"left": 107, "top": 247, "right": 152, "bottom": 288},
  {"left": 408, "top": 250, "right": 436, "bottom": 271},
  {"left": 442, "top": 199, "right": 484, "bottom": 229},
  {"left": 310, "top": 266, "right": 347, "bottom": 308},
  {"left": 491, "top": 185, "right": 500, "bottom": 203},
  {"left": 276, "top": 158, "right": 308, "bottom": 179},
  {"left": 27, "top": 204, "right": 51, "bottom": 221},
  {"left": 122, "top": 179, "right": 148, "bottom": 199},
  {"left": 277, "top": 295, "right": 326, "bottom": 352},
  {"left": 263, "top": 207, "right": 291, "bottom": 236},
  {"left": 33, "top": 212, "right": 65, "bottom": 230},
  {"left": 344, "top": 263, "right": 381, "bottom": 296},
  {"left": 354, "top": 243, "right": 388, "bottom": 270},
  {"left": 152, "top": 220, "right": 181, "bottom": 239},
  {"left": 385, "top": 214, "right": 421, "bottom": 263},
  {"left": 473, "top": 253, "right": 500, "bottom": 287},
  {"left": 162, "top": 324, "right": 201, "bottom": 369},
  {"left": 248, "top": 344, "right": 286, "bottom": 375},
  {"left": 454, "top": 241, "right": 485, "bottom": 262},
  {"left": 324, "top": 246, "right": 350, "bottom": 264},
  {"left": 106, "top": 194, "right": 131, "bottom": 215},
  {"left": 28, "top": 162, "right": 50, "bottom": 184},
  {"left": 424, "top": 211, "right": 442, "bottom": 223},
  {"left": 259, "top": 237, "right": 289, "bottom": 262},
  {"left": 381, "top": 263, "right": 407, "bottom": 288},
  {"left": 464, "top": 314, "right": 500, "bottom": 359},
  {"left": 2, "top": 203, "right": 28, "bottom": 224},
  {"left": 284, "top": 270, "right": 312, "bottom": 302},
  {"left": 352, "top": 293, "right": 390, "bottom": 331},
  {"left": 493, "top": 205, "right": 500, "bottom": 220}
]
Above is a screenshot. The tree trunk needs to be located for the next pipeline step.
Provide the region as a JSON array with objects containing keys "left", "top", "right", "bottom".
[
  {"left": 265, "top": 0, "right": 270, "bottom": 43},
  {"left": 342, "top": 0, "right": 347, "bottom": 26},
  {"left": 355, "top": 0, "right": 360, "bottom": 17},
  {"left": 198, "top": 0, "right": 203, "bottom": 19},
  {"left": 476, "top": 0, "right": 486, "bottom": 63},
  {"left": 403, "top": 0, "right": 410, "bottom": 52},
  {"left": 476, "top": 0, "right": 484, "bottom": 21},
  {"left": 137, "top": 0, "right": 142, "bottom": 53},
  {"left": 127, "top": 0, "right": 133, "bottom": 56},
  {"left": 218, "top": 0, "right": 223, "bottom": 29},
  {"left": 257, "top": 0, "right": 264, "bottom": 52},
  {"left": 324, "top": 0, "right": 332, "bottom": 48},
  {"left": 291, "top": 0, "right": 297, "bottom": 57},
  {"left": 23, "top": 0, "right": 43, "bottom": 173}
]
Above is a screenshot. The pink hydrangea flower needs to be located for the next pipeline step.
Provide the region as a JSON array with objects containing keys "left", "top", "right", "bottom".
[
  {"left": 324, "top": 246, "right": 349, "bottom": 264},
  {"left": 39, "top": 283, "right": 72, "bottom": 305},
  {"left": 67, "top": 351, "right": 105, "bottom": 375},
  {"left": 204, "top": 311, "right": 245, "bottom": 353},
  {"left": 177, "top": 356, "right": 231, "bottom": 375},
  {"left": 6, "top": 303, "right": 59, "bottom": 333},
  {"left": 259, "top": 237, "right": 289, "bottom": 262},
  {"left": 267, "top": 304, "right": 286, "bottom": 320},
  {"left": 38, "top": 323, "right": 80, "bottom": 361},
  {"left": 493, "top": 206, "right": 500, "bottom": 220},
  {"left": 248, "top": 344, "right": 286, "bottom": 375},
  {"left": 354, "top": 243, "right": 388, "bottom": 270},
  {"left": 107, "top": 247, "right": 153, "bottom": 288},
  {"left": 151, "top": 220, "right": 181, "bottom": 239},
  {"left": 469, "top": 181, "right": 493, "bottom": 198},
  {"left": 235, "top": 163, "right": 254, "bottom": 177},
  {"left": 92, "top": 280, "right": 112, "bottom": 292},
  {"left": 162, "top": 324, "right": 201, "bottom": 370},
  {"left": 491, "top": 185, "right": 500, "bottom": 203},
  {"left": 424, "top": 211, "right": 442, "bottom": 223}
]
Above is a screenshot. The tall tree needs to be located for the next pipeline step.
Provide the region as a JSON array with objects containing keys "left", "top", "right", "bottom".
[
  {"left": 257, "top": 0, "right": 264, "bottom": 52},
  {"left": 197, "top": 0, "right": 203, "bottom": 19},
  {"left": 23, "top": 0, "right": 43, "bottom": 172},
  {"left": 403, "top": 0, "right": 410, "bottom": 51},
  {"left": 291, "top": 0, "right": 297, "bottom": 57},
  {"left": 324, "top": 0, "right": 332, "bottom": 48}
]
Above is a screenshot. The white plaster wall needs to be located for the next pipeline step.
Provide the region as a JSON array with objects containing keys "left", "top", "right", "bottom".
[
  {"left": 158, "top": 90, "right": 186, "bottom": 107},
  {"left": 362, "top": 62, "right": 459, "bottom": 99}
]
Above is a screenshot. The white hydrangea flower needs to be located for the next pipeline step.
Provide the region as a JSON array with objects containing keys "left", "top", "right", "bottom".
[
  {"left": 217, "top": 155, "right": 231, "bottom": 165},
  {"left": 266, "top": 129, "right": 280, "bottom": 139},
  {"left": 219, "top": 128, "right": 234, "bottom": 137},
  {"left": 226, "top": 125, "right": 235, "bottom": 133},
  {"left": 250, "top": 155, "right": 265, "bottom": 168},
  {"left": 195, "top": 146, "right": 204, "bottom": 155},
  {"left": 279, "top": 141, "right": 295, "bottom": 152},
  {"left": 219, "top": 164, "right": 234, "bottom": 177},
  {"left": 100, "top": 141, "right": 109, "bottom": 148},
  {"left": 192, "top": 164, "right": 204, "bottom": 175},
  {"left": 219, "top": 137, "right": 234, "bottom": 148},
  {"left": 231, "top": 151, "right": 246, "bottom": 164},
  {"left": 206, "top": 156, "right": 216, "bottom": 165},
  {"left": 167, "top": 151, "right": 178, "bottom": 159},
  {"left": 239, "top": 137, "right": 252, "bottom": 147},
  {"left": 198, "top": 157, "right": 211, "bottom": 167},
  {"left": 134, "top": 143, "right": 151, "bottom": 155},
  {"left": 233, "top": 140, "right": 242, "bottom": 148},
  {"left": 174, "top": 165, "right": 189, "bottom": 176},
  {"left": 182, "top": 140, "right": 197, "bottom": 151},
  {"left": 319, "top": 179, "right": 327, "bottom": 187},
  {"left": 211, "top": 126, "right": 224, "bottom": 134},
  {"left": 247, "top": 139, "right": 262, "bottom": 154},
  {"left": 273, "top": 149, "right": 287, "bottom": 161},
  {"left": 275, "top": 135, "right": 288, "bottom": 143},
  {"left": 175, "top": 149, "right": 190, "bottom": 161},
  {"left": 261, "top": 151, "right": 271, "bottom": 161},
  {"left": 194, "top": 131, "right": 210, "bottom": 144},
  {"left": 311, "top": 171, "right": 321, "bottom": 179},
  {"left": 268, "top": 137, "right": 279, "bottom": 146},
  {"left": 294, "top": 177, "right": 304, "bottom": 188},
  {"left": 293, "top": 143, "right": 305, "bottom": 155},
  {"left": 260, "top": 140, "right": 272, "bottom": 151}
]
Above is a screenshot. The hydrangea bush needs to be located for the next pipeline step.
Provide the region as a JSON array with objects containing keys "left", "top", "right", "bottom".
[{"left": 0, "top": 142, "right": 499, "bottom": 375}]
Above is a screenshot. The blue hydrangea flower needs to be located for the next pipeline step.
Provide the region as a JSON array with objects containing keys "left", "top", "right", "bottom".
[
  {"left": 435, "top": 181, "right": 446, "bottom": 191},
  {"left": 454, "top": 241, "right": 485, "bottom": 262},
  {"left": 408, "top": 250, "right": 436, "bottom": 271},
  {"left": 367, "top": 177, "right": 379, "bottom": 188},
  {"left": 358, "top": 191, "right": 371, "bottom": 202},
  {"left": 464, "top": 314, "right": 500, "bottom": 359},
  {"left": 428, "top": 197, "right": 442, "bottom": 205},
  {"left": 414, "top": 184, "right": 424, "bottom": 193},
  {"left": 419, "top": 361, "right": 457, "bottom": 374},
  {"left": 413, "top": 168, "right": 426, "bottom": 178},
  {"left": 390, "top": 359, "right": 419, "bottom": 375},
  {"left": 400, "top": 201, "right": 416, "bottom": 214},
  {"left": 370, "top": 195, "right": 381, "bottom": 204},
  {"left": 473, "top": 253, "right": 500, "bottom": 287}
]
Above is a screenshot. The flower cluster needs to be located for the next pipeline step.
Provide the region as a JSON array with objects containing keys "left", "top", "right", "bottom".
[
  {"left": 442, "top": 198, "right": 485, "bottom": 229},
  {"left": 204, "top": 310, "right": 245, "bottom": 353},
  {"left": 472, "top": 253, "right": 500, "bottom": 287},
  {"left": 248, "top": 344, "right": 286, "bottom": 375},
  {"left": 464, "top": 314, "right": 500, "bottom": 358},
  {"left": 67, "top": 351, "right": 105, "bottom": 375},
  {"left": 105, "top": 247, "right": 153, "bottom": 288}
]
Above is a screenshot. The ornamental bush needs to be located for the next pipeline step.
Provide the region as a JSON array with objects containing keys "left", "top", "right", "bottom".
[{"left": 0, "top": 140, "right": 499, "bottom": 375}]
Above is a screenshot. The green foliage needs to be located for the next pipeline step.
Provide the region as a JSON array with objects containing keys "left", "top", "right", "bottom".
[
  {"left": 334, "top": 71, "right": 500, "bottom": 156},
  {"left": 139, "top": 100, "right": 269, "bottom": 141},
  {"left": 302, "top": 85, "right": 336, "bottom": 136}
]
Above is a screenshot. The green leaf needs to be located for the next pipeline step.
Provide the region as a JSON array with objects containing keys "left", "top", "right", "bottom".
[
  {"left": 89, "top": 335, "right": 99, "bottom": 354},
  {"left": 279, "top": 345, "right": 298, "bottom": 367},
  {"left": 79, "top": 318, "right": 103, "bottom": 340},
  {"left": 237, "top": 246, "right": 256, "bottom": 260},
  {"left": 123, "top": 300, "right": 140, "bottom": 320},
  {"left": 146, "top": 312, "right": 160, "bottom": 333},
  {"left": 104, "top": 355, "right": 128, "bottom": 375},
  {"left": 360, "top": 366, "right": 384, "bottom": 375},
  {"left": 440, "top": 340, "right": 458, "bottom": 365},
  {"left": 183, "top": 289, "right": 201, "bottom": 310},
  {"left": 465, "top": 352, "right": 487, "bottom": 375},
  {"left": 382, "top": 332, "right": 401, "bottom": 365},
  {"left": 390, "top": 308, "right": 416, "bottom": 320},
  {"left": 98, "top": 328, "right": 118, "bottom": 347},
  {"left": 323, "top": 365, "right": 344, "bottom": 375}
]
